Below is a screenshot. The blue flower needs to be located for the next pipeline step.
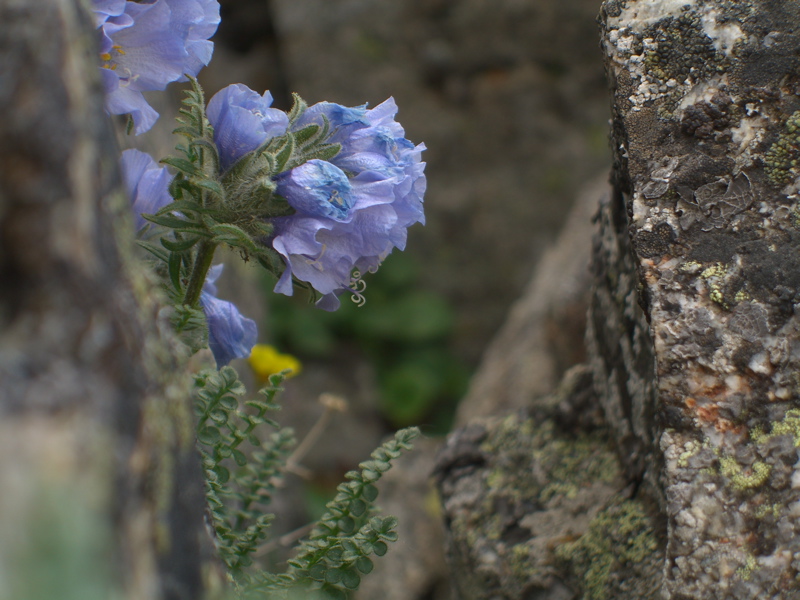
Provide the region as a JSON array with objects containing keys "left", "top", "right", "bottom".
[
  {"left": 206, "top": 84, "right": 289, "bottom": 171},
  {"left": 94, "top": 0, "right": 220, "bottom": 134},
  {"left": 200, "top": 265, "right": 258, "bottom": 367},
  {"left": 201, "top": 83, "right": 425, "bottom": 309},
  {"left": 276, "top": 159, "right": 355, "bottom": 221},
  {"left": 120, "top": 148, "right": 173, "bottom": 230},
  {"left": 272, "top": 98, "right": 426, "bottom": 310}
]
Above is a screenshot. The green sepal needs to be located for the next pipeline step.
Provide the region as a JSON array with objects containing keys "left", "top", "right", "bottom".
[
  {"left": 304, "top": 143, "right": 341, "bottom": 163},
  {"left": 248, "top": 220, "right": 275, "bottom": 239},
  {"left": 210, "top": 223, "right": 260, "bottom": 253},
  {"left": 168, "top": 251, "right": 184, "bottom": 292},
  {"left": 187, "top": 176, "right": 225, "bottom": 199},
  {"left": 293, "top": 124, "right": 320, "bottom": 145},
  {"left": 137, "top": 240, "right": 170, "bottom": 263},
  {"left": 155, "top": 197, "right": 215, "bottom": 216},
  {"left": 287, "top": 92, "right": 308, "bottom": 124},
  {"left": 143, "top": 213, "right": 213, "bottom": 236},
  {"left": 256, "top": 248, "right": 285, "bottom": 276},
  {"left": 143, "top": 212, "right": 195, "bottom": 229},
  {"left": 274, "top": 135, "right": 296, "bottom": 174},
  {"left": 160, "top": 156, "right": 203, "bottom": 177},
  {"left": 160, "top": 235, "right": 201, "bottom": 253}
]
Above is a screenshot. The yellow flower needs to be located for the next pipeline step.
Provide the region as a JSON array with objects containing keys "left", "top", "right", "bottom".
[{"left": 248, "top": 344, "right": 302, "bottom": 382}]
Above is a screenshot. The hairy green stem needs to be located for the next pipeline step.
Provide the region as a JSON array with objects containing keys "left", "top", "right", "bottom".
[{"left": 183, "top": 240, "right": 217, "bottom": 306}]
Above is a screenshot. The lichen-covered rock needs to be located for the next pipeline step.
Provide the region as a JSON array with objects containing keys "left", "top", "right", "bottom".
[
  {"left": 435, "top": 366, "right": 665, "bottom": 600},
  {"left": 599, "top": 1, "right": 800, "bottom": 597}
]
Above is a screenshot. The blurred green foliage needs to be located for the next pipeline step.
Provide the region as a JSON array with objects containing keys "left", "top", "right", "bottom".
[{"left": 264, "top": 253, "right": 469, "bottom": 433}]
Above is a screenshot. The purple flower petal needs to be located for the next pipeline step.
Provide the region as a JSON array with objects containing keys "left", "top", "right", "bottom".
[
  {"left": 166, "top": 0, "right": 221, "bottom": 78},
  {"left": 207, "top": 84, "right": 289, "bottom": 171},
  {"left": 200, "top": 265, "right": 258, "bottom": 367},
  {"left": 276, "top": 160, "right": 355, "bottom": 221},
  {"left": 120, "top": 149, "right": 173, "bottom": 230},
  {"left": 91, "top": 0, "right": 126, "bottom": 27}
]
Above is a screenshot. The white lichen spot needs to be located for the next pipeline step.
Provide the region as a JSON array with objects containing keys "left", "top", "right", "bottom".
[
  {"left": 677, "top": 75, "right": 730, "bottom": 111},
  {"left": 731, "top": 111, "right": 769, "bottom": 159},
  {"left": 724, "top": 374, "right": 747, "bottom": 394},
  {"left": 791, "top": 469, "right": 800, "bottom": 491},
  {"left": 748, "top": 352, "right": 772, "bottom": 376},
  {"left": 700, "top": 9, "right": 744, "bottom": 56},
  {"left": 790, "top": 500, "right": 800, "bottom": 517},
  {"left": 763, "top": 31, "right": 781, "bottom": 48},
  {"left": 617, "top": 0, "right": 698, "bottom": 29}
]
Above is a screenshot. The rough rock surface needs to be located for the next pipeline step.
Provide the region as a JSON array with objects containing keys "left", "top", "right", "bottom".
[
  {"left": 599, "top": 1, "right": 800, "bottom": 598},
  {"left": 436, "top": 365, "right": 665, "bottom": 600}
]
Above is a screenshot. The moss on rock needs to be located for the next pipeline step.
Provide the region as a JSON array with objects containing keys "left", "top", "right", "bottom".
[{"left": 555, "top": 499, "right": 662, "bottom": 600}]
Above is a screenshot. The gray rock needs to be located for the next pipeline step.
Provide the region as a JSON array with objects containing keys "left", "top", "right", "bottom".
[{"left": 597, "top": 0, "right": 800, "bottom": 597}]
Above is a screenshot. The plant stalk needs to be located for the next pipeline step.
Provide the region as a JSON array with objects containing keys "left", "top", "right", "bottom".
[{"left": 183, "top": 240, "right": 217, "bottom": 306}]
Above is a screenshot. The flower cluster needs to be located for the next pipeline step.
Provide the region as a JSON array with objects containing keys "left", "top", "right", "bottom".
[
  {"left": 103, "top": 3, "right": 426, "bottom": 367},
  {"left": 92, "top": 0, "right": 220, "bottom": 134},
  {"left": 207, "top": 85, "right": 426, "bottom": 310}
]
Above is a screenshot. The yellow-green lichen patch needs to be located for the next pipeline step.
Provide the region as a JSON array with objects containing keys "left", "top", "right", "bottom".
[
  {"left": 536, "top": 436, "right": 620, "bottom": 502},
  {"left": 681, "top": 260, "right": 703, "bottom": 273},
  {"left": 508, "top": 543, "right": 548, "bottom": 583},
  {"left": 555, "top": 499, "right": 662, "bottom": 600},
  {"left": 736, "top": 553, "right": 757, "bottom": 581},
  {"left": 719, "top": 455, "right": 771, "bottom": 490},
  {"left": 753, "top": 502, "right": 781, "bottom": 519},
  {"left": 765, "top": 408, "right": 800, "bottom": 447},
  {"left": 449, "top": 407, "right": 631, "bottom": 598},
  {"left": 480, "top": 414, "right": 621, "bottom": 507},
  {"left": 749, "top": 408, "right": 800, "bottom": 450},
  {"left": 677, "top": 439, "right": 703, "bottom": 468},
  {"left": 699, "top": 262, "right": 731, "bottom": 308},
  {"left": 765, "top": 111, "right": 800, "bottom": 187},
  {"left": 701, "top": 262, "right": 727, "bottom": 279}
]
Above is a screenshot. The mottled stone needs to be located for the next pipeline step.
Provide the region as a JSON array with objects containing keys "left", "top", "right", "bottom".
[
  {"left": 599, "top": 0, "right": 800, "bottom": 597},
  {"left": 436, "top": 366, "right": 665, "bottom": 600}
]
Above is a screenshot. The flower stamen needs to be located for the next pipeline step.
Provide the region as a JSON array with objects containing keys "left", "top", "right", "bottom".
[
  {"left": 100, "top": 45, "right": 126, "bottom": 70},
  {"left": 349, "top": 270, "right": 367, "bottom": 306}
]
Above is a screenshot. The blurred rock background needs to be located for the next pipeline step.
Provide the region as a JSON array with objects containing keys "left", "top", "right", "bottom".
[{"left": 132, "top": 0, "right": 612, "bottom": 597}]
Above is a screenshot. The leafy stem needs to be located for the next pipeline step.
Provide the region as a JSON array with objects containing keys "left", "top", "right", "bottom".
[{"left": 183, "top": 240, "right": 218, "bottom": 306}]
